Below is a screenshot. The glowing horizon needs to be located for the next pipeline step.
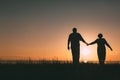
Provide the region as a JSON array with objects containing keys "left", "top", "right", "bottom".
[{"left": 0, "top": 0, "right": 120, "bottom": 62}]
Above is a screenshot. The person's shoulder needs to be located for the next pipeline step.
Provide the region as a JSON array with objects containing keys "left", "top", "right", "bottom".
[
  {"left": 102, "top": 38, "right": 106, "bottom": 40},
  {"left": 102, "top": 38, "right": 107, "bottom": 42},
  {"left": 96, "top": 38, "right": 99, "bottom": 41},
  {"left": 77, "top": 33, "right": 81, "bottom": 36},
  {"left": 69, "top": 33, "right": 73, "bottom": 36}
]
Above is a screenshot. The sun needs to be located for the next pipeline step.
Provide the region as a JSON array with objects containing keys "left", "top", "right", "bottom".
[
  {"left": 81, "top": 47, "right": 91, "bottom": 62},
  {"left": 82, "top": 47, "right": 90, "bottom": 56}
]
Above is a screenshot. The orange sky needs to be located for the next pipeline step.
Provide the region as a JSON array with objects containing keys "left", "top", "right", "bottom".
[{"left": 0, "top": 0, "right": 120, "bottom": 62}]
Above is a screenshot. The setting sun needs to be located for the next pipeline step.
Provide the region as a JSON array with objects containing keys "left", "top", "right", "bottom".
[{"left": 82, "top": 47, "right": 91, "bottom": 56}]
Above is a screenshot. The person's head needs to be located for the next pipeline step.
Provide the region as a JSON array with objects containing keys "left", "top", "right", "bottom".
[
  {"left": 72, "top": 28, "right": 77, "bottom": 33},
  {"left": 98, "top": 33, "right": 103, "bottom": 38}
]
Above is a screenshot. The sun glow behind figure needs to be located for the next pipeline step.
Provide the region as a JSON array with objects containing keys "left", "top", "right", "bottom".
[
  {"left": 82, "top": 47, "right": 90, "bottom": 55},
  {"left": 81, "top": 46, "right": 91, "bottom": 63}
]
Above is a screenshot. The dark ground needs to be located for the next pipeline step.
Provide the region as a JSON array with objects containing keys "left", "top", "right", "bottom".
[{"left": 0, "top": 63, "right": 120, "bottom": 80}]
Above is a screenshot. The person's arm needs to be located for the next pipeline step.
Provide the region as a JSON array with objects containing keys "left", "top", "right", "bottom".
[
  {"left": 105, "top": 39, "right": 113, "bottom": 51},
  {"left": 80, "top": 34, "right": 88, "bottom": 45},
  {"left": 68, "top": 35, "right": 71, "bottom": 50},
  {"left": 88, "top": 39, "right": 97, "bottom": 45}
]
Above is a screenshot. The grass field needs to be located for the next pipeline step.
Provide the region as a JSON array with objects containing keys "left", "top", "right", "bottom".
[{"left": 0, "top": 61, "right": 120, "bottom": 80}]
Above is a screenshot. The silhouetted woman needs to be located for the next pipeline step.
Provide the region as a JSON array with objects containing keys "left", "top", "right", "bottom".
[{"left": 88, "top": 33, "right": 112, "bottom": 65}]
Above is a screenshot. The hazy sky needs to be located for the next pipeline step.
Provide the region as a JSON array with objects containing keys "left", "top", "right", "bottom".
[{"left": 0, "top": 0, "right": 120, "bottom": 61}]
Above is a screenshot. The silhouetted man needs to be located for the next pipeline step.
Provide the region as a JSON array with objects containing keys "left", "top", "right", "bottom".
[
  {"left": 68, "top": 28, "right": 88, "bottom": 64},
  {"left": 88, "top": 33, "right": 112, "bottom": 65}
]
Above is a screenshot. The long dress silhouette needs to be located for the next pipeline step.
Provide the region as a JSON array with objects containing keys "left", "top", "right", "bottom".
[
  {"left": 89, "top": 33, "right": 112, "bottom": 65},
  {"left": 68, "top": 28, "right": 87, "bottom": 64}
]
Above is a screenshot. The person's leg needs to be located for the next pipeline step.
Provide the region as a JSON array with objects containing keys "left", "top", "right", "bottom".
[
  {"left": 72, "top": 49, "right": 75, "bottom": 64},
  {"left": 76, "top": 47, "right": 80, "bottom": 64},
  {"left": 72, "top": 51, "right": 78, "bottom": 64},
  {"left": 101, "top": 52, "right": 106, "bottom": 65},
  {"left": 98, "top": 52, "right": 106, "bottom": 65},
  {"left": 73, "top": 52, "right": 79, "bottom": 64},
  {"left": 72, "top": 47, "right": 80, "bottom": 64}
]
